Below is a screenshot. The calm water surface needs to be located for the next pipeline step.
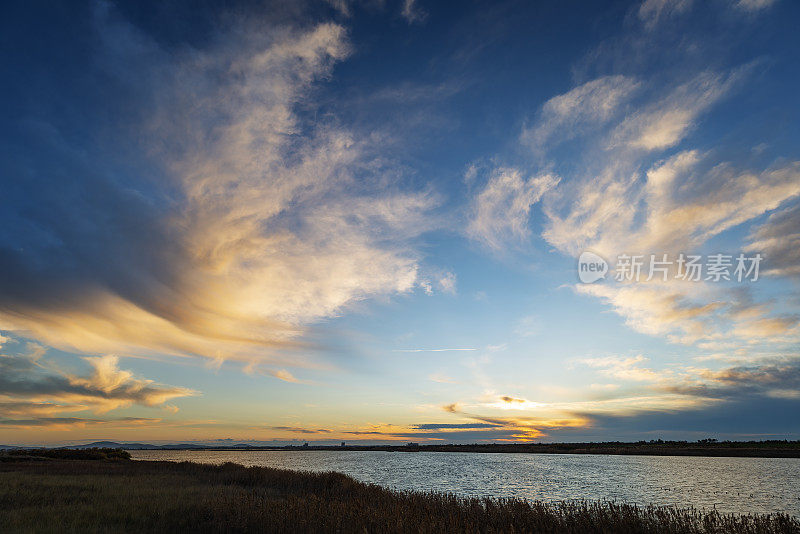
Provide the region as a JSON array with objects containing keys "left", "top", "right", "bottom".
[{"left": 130, "top": 450, "right": 800, "bottom": 516}]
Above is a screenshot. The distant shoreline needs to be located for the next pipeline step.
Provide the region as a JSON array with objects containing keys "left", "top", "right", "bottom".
[
  {"left": 127, "top": 441, "right": 800, "bottom": 458},
  {"left": 6, "top": 440, "right": 800, "bottom": 458}
]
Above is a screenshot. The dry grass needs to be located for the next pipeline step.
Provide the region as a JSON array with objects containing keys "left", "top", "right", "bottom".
[
  {"left": 0, "top": 448, "right": 131, "bottom": 461},
  {"left": 0, "top": 451, "right": 797, "bottom": 533}
]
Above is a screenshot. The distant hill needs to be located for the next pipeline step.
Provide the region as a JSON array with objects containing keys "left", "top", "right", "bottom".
[
  {"left": 66, "top": 441, "right": 214, "bottom": 450},
  {"left": 65, "top": 441, "right": 259, "bottom": 450},
  {"left": 3, "top": 441, "right": 263, "bottom": 450},
  {"left": 66, "top": 441, "right": 157, "bottom": 450}
]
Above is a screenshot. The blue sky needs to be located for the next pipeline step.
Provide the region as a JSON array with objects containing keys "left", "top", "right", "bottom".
[{"left": 1, "top": 0, "right": 799, "bottom": 445}]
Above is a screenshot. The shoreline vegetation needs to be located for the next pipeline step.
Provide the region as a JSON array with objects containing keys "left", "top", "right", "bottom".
[
  {"left": 6, "top": 439, "right": 800, "bottom": 458},
  {"left": 1, "top": 449, "right": 798, "bottom": 533}
]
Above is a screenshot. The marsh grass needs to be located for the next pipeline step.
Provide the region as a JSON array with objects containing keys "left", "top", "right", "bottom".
[
  {"left": 1, "top": 448, "right": 131, "bottom": 461},
  {"left": 0, "top": 451, "right": 797, "bottom": 533}
]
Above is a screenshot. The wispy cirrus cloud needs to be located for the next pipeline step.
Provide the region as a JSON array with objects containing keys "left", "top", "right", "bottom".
[
  {"left": 0, "top": 8, "right": 439, "bottom": 371},
  {"left": 735, "top": 0, "right": 777, "bottom": 12},
  {"left": 577, "top": 281, "right": 799, "bottom": 347},
  {"left": 521, "top": 75, "right": 640, "bottom": 150},
  {"left": 745, "top": 203, "right": 800, "bottom": 278},
  {"left": 401, "top": 0, "right": 427, "bottom": 24},
  {"left": 533, "top": 72, "right": 799, "bottom": 351},
  {"left": 450, "top": 0, "right": 800, "bottom": 436},
  {"left": 579, "top": 355, "right": 661, "bottom": 382},
  {"left": 608, "top": 68, "right": 748, "bottom": 151},
  {"left": 638, "top": 0, "right": 692, "bottom": 30},
  {"left": 466, "top": 168, "right": 559, "bottom": 251}
]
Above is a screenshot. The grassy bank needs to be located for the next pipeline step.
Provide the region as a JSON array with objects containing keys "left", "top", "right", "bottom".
[{"left": 0, "top": 450, "right": 797, "bottom": 533}]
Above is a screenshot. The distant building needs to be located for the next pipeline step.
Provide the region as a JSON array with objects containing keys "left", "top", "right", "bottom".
[
  {"left": 341, "top": 441, "right": 346, "bottom": 447},
  {"left": 302, "top": 442, "right": 309, "bottom": 447}
]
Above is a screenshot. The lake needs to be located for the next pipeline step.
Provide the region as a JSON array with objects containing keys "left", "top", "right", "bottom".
[{"left": 129, "top": 450, "right": 800, "bottom": 516}]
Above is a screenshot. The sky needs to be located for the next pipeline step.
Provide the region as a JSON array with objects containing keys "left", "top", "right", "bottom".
[{"left": 1, "top": 0, "right": 799, "bottom": 446}]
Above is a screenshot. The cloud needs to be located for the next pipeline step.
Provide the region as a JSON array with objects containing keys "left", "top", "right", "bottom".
[
  {"left": 512, "top": 70, "right": 749, "bottom": 259},
  {"left": 324, "top": 0, "right": 352, "bottom": 17},
  {"left": 428, "top": 373, "right": 457, "bottom": 383},
  {"left": 746, "top": 203, "right": 800, "bottom": 278},
  {"left": 484, "top": 395, "right": 547, "bottom": 411},
  {"left": 418, "top": 270, "right": 457, "bottom": 295},
  {"left": 432, "top": 355, "right": 799, "bottom": 438},
  {"left": 0, "top": 416, "right": 161, "bottom": 429},
  {"left": 436, "top": 399, "right": 591, "bottom": 439},
  {"left": 411, "top": 422, "right": 501, "bottom": 429},
  {"left": 265, "top": 369, "right": 304, "bottom": 383},
  {"left": 0, "top": 351, "right": 195, "bottom": 418},
  {"left": 733, "top": 314, "right": 799, "bottom": 339},
  {"left": 0, "top": 401, "right": 85, "bottom": 418},
  {"left": 638, "top": 0, "right": 693, "bottom": 30},
  {"left": 401, "top": 0, "right": 427, "bottom": 24},
  {"left": 577, "top": 282, "right": 798, "bottom": 346},
  {"left": 473, "top": 0, "right": 800, "bottom": 423},
  {"left": 342, "top": 427, "right": 545, "bottom": 442},
  {"left": 270, "top": 426, "right": 332, "bottom": 434},
  {"left": 542, "top": 135, "right": 800, "bottom": 351},
  {"left": 339, "top": 417, "right": 584, "bottom": 442},
  {"left": 570, "top": 351, "right": 800, "bottom": 421},
  {"left": 463, "top": 0, "right": 798, "bottom": 433},
  {"left": 442, "top": 403, "right": 460, "bottom": 413},
  {"left": 579, "top": 355, "right": 661, "bottom": 382},
  {"left": 608, "top": 69, "right": 745, "bottom": 151},
  {"left": 735, "top": 0, "right": 776, "bottom": 11},
  {"left": 393, "top": 348, "right": 476, "bottom": 353},
  {"left": 0, "top": 11, "right": 438, "bottom": 367},
  {"left": 522, "top": 75, "right": 640, "bottom": 149},
  {"left": 545, "top": 150, "right": 800, "bottom": 258},
  {"left": 467, "top": 168, "right": 559, "bottom": 251},
  {"left": 660, "top": 359, "right": 800, "bottom": 401},
  {"left": 437, "top": 271, "right": 457, "bottom": 294},
  {"left": 576, "top": 283, "right": 722, "bottom": 344}
]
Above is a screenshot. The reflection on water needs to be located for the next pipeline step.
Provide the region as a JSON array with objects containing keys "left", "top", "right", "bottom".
[{"left": 130, "top": 450, "right": 800, "bottom": 516}]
